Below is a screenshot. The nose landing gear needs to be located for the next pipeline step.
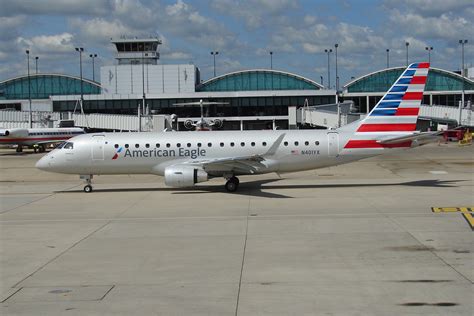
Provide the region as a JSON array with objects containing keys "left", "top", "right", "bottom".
[{"left": 80, "top": 175, "right": 93, "bottom": 193}]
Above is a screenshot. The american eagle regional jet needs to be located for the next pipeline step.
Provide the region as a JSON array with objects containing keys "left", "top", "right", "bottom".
[{"left": 36, "top": 63, "right": 437, "bottom": 193}]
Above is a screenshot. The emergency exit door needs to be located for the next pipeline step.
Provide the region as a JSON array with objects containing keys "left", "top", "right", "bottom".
[
  {"left": 92, "top": 135, "right": 105, "bottom": 160},
  {"left": 327, "top": 132, "right": 339, "bottom": 157}
]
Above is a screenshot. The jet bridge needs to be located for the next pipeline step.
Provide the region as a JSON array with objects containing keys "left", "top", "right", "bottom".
[{"left": 297, "top": 101, "right": 361, "bottom": 129}]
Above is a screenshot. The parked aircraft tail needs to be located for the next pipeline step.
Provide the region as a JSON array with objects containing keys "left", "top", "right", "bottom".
[{"left": 342, "top": 62, "right": 430, "bottom": 149}]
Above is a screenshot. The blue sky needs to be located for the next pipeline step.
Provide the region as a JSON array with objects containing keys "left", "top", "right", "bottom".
[{"left": 0, "top": 0, "right": 472, "bottom": 88}]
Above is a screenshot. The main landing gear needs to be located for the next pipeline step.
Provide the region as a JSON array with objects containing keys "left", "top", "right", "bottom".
[
  {"left": 225, "top": 176, "right": 240, "bottom": 192},
  {"left": 80, "top": 175, "right": 93, "bottom": 193}
]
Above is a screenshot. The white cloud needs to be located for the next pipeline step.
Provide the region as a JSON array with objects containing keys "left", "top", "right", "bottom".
[
  {"left": 384, "top": 0, "right": 473, "bottom": 17},
  {"left": 70, "top": 18, "right": 133, "bottom": 43},
  {"left": 0, "top": 0, "right": 112, "bottom": 16},
  {"left": 210, "top": 0, "right": 298, "bottom": 29},
  {"left": 16, "top": 33, "right": 75, "bottom": 53},
  {"left": 163, "top": 51, "right": 192, "bottom": 60},
  {"left": 390, "top": 10, "right": 472, "bottom": 40}
]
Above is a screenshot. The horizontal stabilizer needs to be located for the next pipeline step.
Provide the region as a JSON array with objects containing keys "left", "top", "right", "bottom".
[{"left": 377, "top": 131, "right": 442, "bottom": 144}]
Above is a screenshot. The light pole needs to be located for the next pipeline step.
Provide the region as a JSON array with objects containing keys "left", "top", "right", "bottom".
[
  {"left": 89, "top": 53, "right": 97, "bottom": 82},
  {"left": 141, "top": 51, "right": 146, "bottom": 131},
  {"left": 425, "top": 46, "right": 433, "bottom": 64},
  {"left": 75, "top": 47, "right": 84, "bottom": 107},
  {"left": 270, "top": 51, "right": 273, "bottom": 69},
  {"left": 324, "top": 48, "right": 332, "bottom": 89},
  {"left": 35, "top": 56, "right": 39, "bottom": 99},
  {"left": 405, "top": 42, "right": 409, "bottom": 66},
  {"left": 334, "top": 43, "right": 339, "bottom": 91},
  {"left": 459, "top": 39, "right": 468, "bottom": 126},
  {"left": 34, "top": 56, "right": 39, "bottom": 74},
  {"left": 210, "top": 51, "right": 219, "bottom": 77},
  {"left": 26, "top": 50, "right": 32, "bottom": 128},
  {"left": 386, "top": 49, "right": 390, "bottom": 68}
]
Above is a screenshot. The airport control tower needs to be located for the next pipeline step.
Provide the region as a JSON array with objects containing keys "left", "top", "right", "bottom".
[
  {"left": 101, "top": 37, "right": 198, "bottom": 94},
  {"left": 111, "top": 37, "right": 162, "bottom": 65}
]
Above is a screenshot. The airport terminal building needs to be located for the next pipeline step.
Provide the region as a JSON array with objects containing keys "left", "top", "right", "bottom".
[{"left": 1, "top": 37, "right": 473, "bottom": 129}]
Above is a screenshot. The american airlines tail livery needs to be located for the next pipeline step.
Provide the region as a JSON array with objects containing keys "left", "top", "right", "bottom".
[{"left": 36, "top": 63, "right": 436, "bottom": 193}]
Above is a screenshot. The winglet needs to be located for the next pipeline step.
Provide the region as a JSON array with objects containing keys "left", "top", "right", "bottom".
[{"left": 265, "top": 133, "right": 286, "bottom": 156}]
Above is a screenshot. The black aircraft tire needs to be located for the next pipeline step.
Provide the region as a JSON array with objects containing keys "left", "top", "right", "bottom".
[
  {"left": 84, "top": 185, "right": 93, "bottom": 193},
  {"left": 231, "top": 176, "right": 240, "bottom": 185},
  {"left": 225, "top": 179, "right": 239, "bottom": 192}
]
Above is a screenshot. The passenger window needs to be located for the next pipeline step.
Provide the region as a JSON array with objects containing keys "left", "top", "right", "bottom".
[
  {"left": 284, "top": 141, "right": 288, "bottom": 146},
  {"left": 145, "top": 143, "right": 150, "bottom": 148},
  {"left": 305, "top": 141, "right": 309, "bottom": 146},
  {"left": 241, "top": 142, "right": 245, "bottom": 147},
  {"left": 156, "top": 143, "right": 160, "bottom": 148},
  {"left": 294, "top": 141, "right": 299, "bottom": 146},
  {"left": 315, "top": 141, "right": 319, "bottom": 146},
  {"left": 208, "top": 142, "right": 212, "bottom": 147},
  {"left": 251, "top": 142, "right": 255, "bottom": 147},
  {"left": 220, "top": 142, "right": 224, "bottom": 147},
  {"left": 230, "top": 142, "right": 235, "bottom": 147},
  {"left": 64, "top": 142, "right": 74, "bottom": 149},
  {"left": 262, "top": 142, "right": 267, "bottom": 146},
  {"left": 187, "top": 143, "right": 191, "bottom": 147},
  {"left": 135, "top": 144, "right": 139, "bottom": 148},
  {"left": 197, "top": 143, "right": 202, "bottom": 147},
  {"left": 166, "top": 143, "right": 171, "bottom": 148},
  {"left": 125, "top": 144, "right": 129, "bottom": 148},
  {"left": 114, "top": 144, "right": 119, "bottom": 148},
  {"left": 177, "top": 143, "right": 181, "bottom": 148}
]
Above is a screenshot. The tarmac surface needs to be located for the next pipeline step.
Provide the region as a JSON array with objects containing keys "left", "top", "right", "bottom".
[{"left": 0, "top": 143, "right": 473, "bottom": 315}]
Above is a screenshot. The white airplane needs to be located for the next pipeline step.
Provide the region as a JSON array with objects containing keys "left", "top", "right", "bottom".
[
  {"left": 36, "top": 63, "right": 438, "bottom": 193},
  {"left": 175, "top": 99, "right": 226, "bottom": 131},
  {"left": 0, "top": 127, "right": 85, "bottom": 152}
]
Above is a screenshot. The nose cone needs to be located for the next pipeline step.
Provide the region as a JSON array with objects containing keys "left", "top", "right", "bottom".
[{"left": 36, "top": 155, "right": 52, "bottom": 171}]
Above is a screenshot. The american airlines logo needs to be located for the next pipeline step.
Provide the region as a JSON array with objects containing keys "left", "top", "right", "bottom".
[{"left": 112, "top": 147, "right": 123, "bottom": 160}]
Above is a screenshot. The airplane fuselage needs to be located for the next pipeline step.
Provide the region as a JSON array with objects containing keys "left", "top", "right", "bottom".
[{"left": 37, "top": 129, "right": 379, "bottom": 177}]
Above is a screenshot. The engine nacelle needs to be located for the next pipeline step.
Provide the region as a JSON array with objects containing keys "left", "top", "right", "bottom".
[
  {"left": 0, "top": 128, "right": 28, "bottom": 137},
  {"left": 211, "top": 119, "right": 223, "bottom": 129},
  {"left": 164, "top": 166, "right": 208, "bottom": 188},
  {"left": 184, "top": 119, "right": 195, "bottom": 130}
]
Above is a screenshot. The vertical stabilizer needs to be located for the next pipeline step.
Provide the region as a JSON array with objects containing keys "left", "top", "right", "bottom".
[{"left": 344, "top": 62, "right": 430, "bottom": 149}]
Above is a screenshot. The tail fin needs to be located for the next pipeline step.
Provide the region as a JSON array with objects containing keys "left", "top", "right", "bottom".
[{"left": 344, "top": 62, "right": 430, "bottom": 149}]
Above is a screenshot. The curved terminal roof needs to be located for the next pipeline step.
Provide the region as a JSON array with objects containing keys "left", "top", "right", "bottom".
[
  {"left": 0, "top": 74, "right": 101, "bottom": 100},
  {"left": 344, "top": 67, "right": 474, "bottom": 93},
  {"left": 197, "top": 69, "right": 323, "bottom": 92}
]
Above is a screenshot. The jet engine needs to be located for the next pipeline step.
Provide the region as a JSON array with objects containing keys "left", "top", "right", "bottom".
[
  {"left": 0, "top": 128, "right": 28, "bottom": 137},
  {"left": 164, "top": 166, "right": 208, "bottom": 187},
  {"left": 211, "top": 119, "right": 223, "bottom": 129},
  {"left": 184, "top": 119, "right": 195, "bottom": 130}
]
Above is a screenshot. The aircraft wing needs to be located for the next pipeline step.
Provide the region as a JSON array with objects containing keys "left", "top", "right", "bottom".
[
  {"left": 377, "top": 131, "right": 442, "bottom": 145},
  {"left": 182, "top": 133, "right": 287, "bottom": 174},
  {"left": 186, "top": 155, "right": 268, "bottom": 174}
]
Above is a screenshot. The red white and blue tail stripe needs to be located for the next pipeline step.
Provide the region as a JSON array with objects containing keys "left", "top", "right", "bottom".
[{"left": 344, "top": 62, "right": 429, "bottom": 149}]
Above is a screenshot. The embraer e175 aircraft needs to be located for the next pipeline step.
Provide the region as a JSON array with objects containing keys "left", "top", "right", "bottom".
[{"left": 36, "top": 63, "right": 437, "bottom": 193}]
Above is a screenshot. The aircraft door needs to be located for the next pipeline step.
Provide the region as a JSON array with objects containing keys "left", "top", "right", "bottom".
[
  {"left": 327, "top": 132, "right": 339, "bottom": 157},
  {"left": 92, "top": 135, "right": 105, "bottom": 160}
]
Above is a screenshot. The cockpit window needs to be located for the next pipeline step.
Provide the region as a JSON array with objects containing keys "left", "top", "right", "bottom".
[
  {"left": 64, "top": 142, "right": 74, "bottom": 149},
  {"left": 56, "top": 142, "right": 66, "bottom": 149}
]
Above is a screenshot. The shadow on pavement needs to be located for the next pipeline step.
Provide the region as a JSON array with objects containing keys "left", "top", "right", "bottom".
[{"left": 57, "top": 179, "right": 464, "bottom": 199}]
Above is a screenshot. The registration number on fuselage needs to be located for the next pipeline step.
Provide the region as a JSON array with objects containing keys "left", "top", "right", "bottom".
[{"left": 300, "top": 150, "right": 320, "bottom": 155}]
